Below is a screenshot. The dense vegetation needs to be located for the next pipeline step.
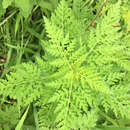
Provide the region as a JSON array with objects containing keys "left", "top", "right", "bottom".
[{"left": 0, "top": 0, "right": 130, "bottom": 130}]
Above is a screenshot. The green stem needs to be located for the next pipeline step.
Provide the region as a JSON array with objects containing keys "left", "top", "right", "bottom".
[
  {"left": 33, "top": 105, "right": 40, "bottom": 130},
  {"left": 0, "top": 11, "right": 17, "bottom": 27},
  {"left": 99, "top": 109, "right": 119, "bottom": 127}
]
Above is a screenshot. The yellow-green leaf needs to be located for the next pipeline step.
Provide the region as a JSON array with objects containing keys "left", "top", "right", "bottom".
[
  {"left": 15, "top": 0, "right": 34, "bottom": 18},
  {"left": 2, "top": 0, "right": 13, "bottom": 8}
]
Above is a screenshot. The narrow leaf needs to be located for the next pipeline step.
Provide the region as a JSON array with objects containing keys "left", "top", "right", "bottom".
[{"left": 15, "top": 105, "right": 30, "bottom": 130}]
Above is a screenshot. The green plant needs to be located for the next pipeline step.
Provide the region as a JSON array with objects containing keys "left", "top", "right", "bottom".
[
  {"left": 0, "top": 0, "right": 130, "bottom": 130},
  {"left": 0, "top": 0, "right": 59, "bottom": 78},
  {"left": 0, "top": 105, "right": 19, "bottom": 130},
  {"left": 1, "top": 0, "right": 59, "bottom": 18},
  {"left": 37, "top": 0, "right": 130, "bottom": 129}
]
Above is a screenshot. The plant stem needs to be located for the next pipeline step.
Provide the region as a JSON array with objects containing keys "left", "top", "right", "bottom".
[
  {"left": 0, "top": 11, "right": 17, "bottom": 27},
  {"left": 86, "top": 0, "right": 108, "bottom": 31},
  {"left": 99, "top": 109, "right": 119, "bottom": 127}
]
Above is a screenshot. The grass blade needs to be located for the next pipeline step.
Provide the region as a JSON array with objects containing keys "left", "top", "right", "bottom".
[
  {"left": 33, "top": 105, "right": 40, "bottom": 130},
  {"left": 15, "top": 105, "right": 30, "bottom": 130}
]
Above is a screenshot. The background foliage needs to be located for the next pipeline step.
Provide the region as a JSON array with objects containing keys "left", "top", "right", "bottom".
[{"left": 0, "top": 0, "right": 130, "bottom": 130}]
